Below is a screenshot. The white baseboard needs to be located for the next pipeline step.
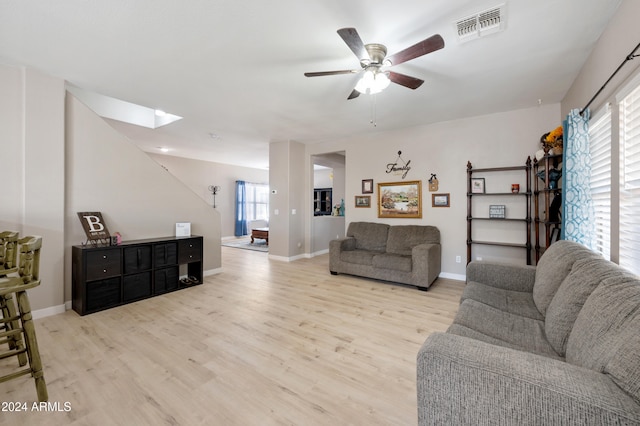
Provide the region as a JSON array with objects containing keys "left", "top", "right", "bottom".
[
  {"left": 204, "top": 268, "right": 223, "bottom": 276},
  {"left": 268, "top": 253, "right": 308, "bottom": 262},
  {"left": 32, "top": 303, "right": 66, "bottom": 320},
  {"left": 439, "top": 272, "right": 466, "bottom": 282}
]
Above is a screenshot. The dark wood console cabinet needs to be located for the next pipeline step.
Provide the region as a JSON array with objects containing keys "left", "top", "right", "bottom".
[{"left": 72, "top": 235, "right": 203, "bottom": 315}]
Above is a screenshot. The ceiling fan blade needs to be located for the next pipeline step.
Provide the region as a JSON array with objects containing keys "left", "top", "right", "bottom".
[
  {"left": 304, "top": 70, "right": 358, "bottom": 77},
  {"left": 386, "top": 34, "right": 445, "bottom": 66},
  {"left": 337, "top": 27, "right": 368, "bottom": 59},
  {"left": 347, "top": 89, "right": 360, "bottom": 100},
  {"left": 388, "top": 71, "right": 424, "bottom": 90}
]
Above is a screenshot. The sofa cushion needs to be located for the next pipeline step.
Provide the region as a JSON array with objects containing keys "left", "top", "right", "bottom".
[
  {"left": 447, "top": 324, "right": 564, "bottom": 360},
  {"left": 372, "top": 253, "right": 412, "bottom": 272},
  {"left": 386, "top": 225, "right": 439, "bottom": 256},
  {"left": 451, "top": 299, "right": 560, "bottom": 359},
  {"left": 545, "top": 256, "right": 619, "bottom": 357},
  {"left": 462, "top": 281, "right": 543, "bottom": 320},
  {"left": 346, "top": 222, "right": 389, "bottom": 252},
  {"left": 533, "top": 240, "right": 599, "bottom": 315},
  {"left": 566, "top": 271, "right": 640, "bottom": 403},
  {"left": 340, "top": 250, "right": 377, "bottom": 266}
]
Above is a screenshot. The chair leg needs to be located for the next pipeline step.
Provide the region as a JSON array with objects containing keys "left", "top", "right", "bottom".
[
  {"left": 16, "top": 290, "right": 48, "bottom": 402},
  {"left": 1, "top": 294, "right": 28, "bottom": 366}
]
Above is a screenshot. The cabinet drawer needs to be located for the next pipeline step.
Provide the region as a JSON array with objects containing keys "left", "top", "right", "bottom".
[
  {"left": 178, "top": 238, "right": 202, "bottom": 263},
  {"left": 123, "top": 246, "right": 152, "bottom": 274},
  {"left": 123, "top": 272, "right": 152, "bottom": 302},
  {"left": 154, "top": 243, "right": 177, "bottom": 267},
  {"left": 154, "top": 266, "right": 179, "bottom": 294},
  {"left": 86, "top": 249, "right": 121, "bottom": 281},
  {"left": 86, "top": 277, "right": 121, "bottom": 312}
]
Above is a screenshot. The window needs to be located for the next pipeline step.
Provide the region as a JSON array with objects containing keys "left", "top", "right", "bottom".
[
  {"left": 619, "top": 83, "right": 640, "bottom": 275},
  {"left": 245, "top": 182, "right": 269, "bottom": 222},
  {"left": 588, "top": 105, "right": 612, "bottom": 259}
]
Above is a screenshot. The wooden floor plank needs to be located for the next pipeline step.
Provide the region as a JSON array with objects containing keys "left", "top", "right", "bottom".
[{"left": 0, "top": 247, "right": 464, "bottom": 425}]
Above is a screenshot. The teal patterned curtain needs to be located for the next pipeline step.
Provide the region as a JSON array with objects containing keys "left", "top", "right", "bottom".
[{"left": 561, "top": 109, "right": 596, "bottom": 248}]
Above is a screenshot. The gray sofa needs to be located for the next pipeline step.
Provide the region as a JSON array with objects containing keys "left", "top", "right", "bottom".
[
  {"left": 329, "top": 222, "right": 441, "bottom": 290},
  {"left": 417, "top": 240, "right": 640, "bottom": 425}
]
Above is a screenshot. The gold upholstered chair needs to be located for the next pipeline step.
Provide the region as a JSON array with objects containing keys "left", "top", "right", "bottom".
[{"left": 0, "top": 235, "right": 48, "bottom": 402}]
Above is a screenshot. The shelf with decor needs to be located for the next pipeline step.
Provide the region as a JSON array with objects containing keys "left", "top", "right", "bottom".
[
  {"left": 533, "top": 150, "right": 563, "bottom": 263},
  {"left": 72, "top": 235, "right": 203, "bottom": 315},
  {"left": 466, "top": 158, "right": 532, "bottom": 265}
]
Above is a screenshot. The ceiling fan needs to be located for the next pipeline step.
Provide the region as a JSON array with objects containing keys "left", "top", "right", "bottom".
[{"left": 304, "top": 28, "right": 445, "bottom": 99}]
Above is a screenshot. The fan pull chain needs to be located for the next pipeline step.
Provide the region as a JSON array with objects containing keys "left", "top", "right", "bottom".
[{"left": 370, "top": 93, "right": 377, "bottom": 127}]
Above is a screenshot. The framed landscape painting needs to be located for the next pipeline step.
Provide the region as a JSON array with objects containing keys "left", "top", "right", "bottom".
[{"left": 377, "top": 181, "right": 422, "bottom": 218}]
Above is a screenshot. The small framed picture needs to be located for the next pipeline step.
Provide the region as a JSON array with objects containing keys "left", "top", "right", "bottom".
[
  {"left": 489, "top": 205, "right": 506, "bottom": 218},
  {"left": 355, "top": 195, "right": 371, "bottom": 208},
  {"left": 432, "top": 193, "right": 450, "bottom": 207},
  {"left": 362, "top": 179, "right": 374, "bottom": 194},
  {"left": 471, "top": 178, "right": 485, "bottom": 194}
]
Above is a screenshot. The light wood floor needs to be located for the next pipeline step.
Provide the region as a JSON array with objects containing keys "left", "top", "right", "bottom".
[{"left": 1, "top": 247, "right": 464, "bottom": 426}]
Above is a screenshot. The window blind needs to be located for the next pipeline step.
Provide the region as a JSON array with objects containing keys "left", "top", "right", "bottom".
[
  {"left": 619, "top": 84, "right": 640, "bottom": 275},
  {"left": 589, "top": 105, "right": 612, "bottom": 259},
  {"left": 246, "top": 182, "right": 269, "bottom": 221}
]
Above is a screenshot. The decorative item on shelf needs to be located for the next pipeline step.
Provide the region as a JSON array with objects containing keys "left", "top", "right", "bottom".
[
  {"left": 540, "top": 125, "right": 563, "bottom": 155},
  {"left": 536, "top": 168, "right": 563, "bottom": 189},
  {"left": 470, "top": 178, "right": 485, "bottom": 194},
  {"left": 77, "top": 211, "right": 111, "bottom": 245},
  {"left": 428, "top": 173, "right": 439, "bottom": 191},
  {"left": 511, "top": 184, "right": 520, "bottom": 194},
  {"left": 489, "top": 205, "right": 506, "bottom": 219},
  {"left": 385, "top": 151, "right": 411, "bottom": 179},
  {"left": 175, "top": 222, "right": 191, "bottom": 237}
]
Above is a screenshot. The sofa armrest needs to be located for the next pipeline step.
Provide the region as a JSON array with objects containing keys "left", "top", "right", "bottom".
[
  {"left": 466, "top": 261, "right": 536, "bottom": 292},
  {"left": 329, "top": 237, "right": 355, "bottom": 273},
  {"left": 412, "top": 243, "right": 441, "bottom": 287},
  {"left": 417, "top": 333, "right": 640, "bottom": 425},
  {"left": 330, "top": 237, "right": 355, "bottom": 252}
]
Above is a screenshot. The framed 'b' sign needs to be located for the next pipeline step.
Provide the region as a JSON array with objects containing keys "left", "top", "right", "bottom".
[{"left": 77, "top": 212, "right": 111, "bottom": 242}]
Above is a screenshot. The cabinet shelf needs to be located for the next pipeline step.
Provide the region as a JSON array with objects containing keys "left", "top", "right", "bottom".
[
  {"left": 468, "top": 240, "right": 529, "bottom": 249},
  {"left": 466, "top": 158, "right": 532, "bottom": 265},
  {"left": 467, "top": 192, "right": 532, "bottom": 196},
  {"left": 469, "top": 217, "right": 529, "bottom": 222},
  {"left": 72, "top": 235, "right": 203, "bottom": 315}
]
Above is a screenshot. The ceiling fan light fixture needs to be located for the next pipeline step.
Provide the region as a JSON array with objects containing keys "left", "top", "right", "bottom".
[{"left": 355, "top": 69, "right": 390, "bottom": 94}]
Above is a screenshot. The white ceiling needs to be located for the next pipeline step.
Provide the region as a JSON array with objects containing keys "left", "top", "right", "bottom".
[{"left": 0, "top": 1, "right": 621, "bottom": 169}]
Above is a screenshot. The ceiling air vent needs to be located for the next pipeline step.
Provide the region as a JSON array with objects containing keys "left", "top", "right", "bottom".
[{"left": 455, "top": 3, "right": 506, "bottom": 43}]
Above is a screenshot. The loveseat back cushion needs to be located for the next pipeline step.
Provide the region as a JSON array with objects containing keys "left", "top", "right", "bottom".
[
  {"left": 566, "top": 271, "right": 640, "bottom": 403},
  {"left": 545, "top": 256, "right": 620, "bottom": 356},
  {"left": 386, "top": 225, "right": 440, "bottom": 256},
  {"left": 533, "top": 240, "right": 599, "bottom": 315},
  {"left": 346, "top": 222, "right": 390, "bottom": 252}
]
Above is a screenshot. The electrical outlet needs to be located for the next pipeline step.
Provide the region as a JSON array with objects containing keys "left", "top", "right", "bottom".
[{"left": 456, "top": 256, "right": 461, "bottom": 263}]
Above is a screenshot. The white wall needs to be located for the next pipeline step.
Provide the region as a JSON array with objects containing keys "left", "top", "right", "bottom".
[
  {"left": 148, "top": 153, "right": 268, "bottom": 239},
  {"left": 307, "top": 104, "right": 560, "bottom": 278},
  {"left": 562, "top": 0, "right": 640, "bottom": 117},
  {"left": 1, "top": 65, "right": 66, "bottom": 314},
  {"left": 65, "top": 95, "right": 222, "bottom": 291}
]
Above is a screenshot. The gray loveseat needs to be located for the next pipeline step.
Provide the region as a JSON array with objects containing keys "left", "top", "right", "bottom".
[
  {"left": 417, "top": 240, "right": 640, "bottom": 425},
  {"left": 329, "top": 222, "right": 441, "bottom": 290}
]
